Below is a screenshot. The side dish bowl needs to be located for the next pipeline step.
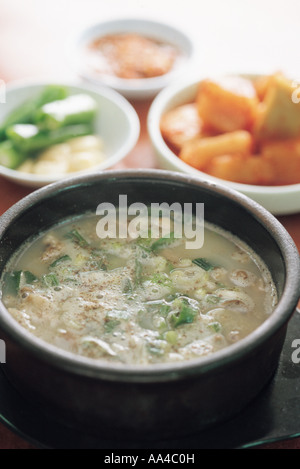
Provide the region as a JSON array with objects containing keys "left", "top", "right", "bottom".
[
  {"left": 148, "top": 76, "right": 300, "bottom": 216},
  {"left": 68, "top": 18, "right": 195, "bottom": 100},
  {"left": 0, "top": 169, "right": 299, "bottom": 441},
  {"left": 0, "top": 80, "right": 140, "bottom": 188}
]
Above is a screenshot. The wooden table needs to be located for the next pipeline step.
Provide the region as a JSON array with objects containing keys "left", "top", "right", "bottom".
[{"left": 0, "top": 0, "right": 300, "bottom": 450}]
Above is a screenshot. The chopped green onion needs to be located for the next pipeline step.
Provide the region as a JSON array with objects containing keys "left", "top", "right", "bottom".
[
  {"left": 89, "top": 250, "right": 107, "bottom": 270},
  {"left": 4, "top": 270, "right": 38, "bottom": 296},
  {"left": 192, "top": 258, "right": 215, "bottom": 271},
  {"left": 24, "top": 271, "right": 38, "bottom": 284},
  {"left": 208, "top": 322, "right": 222, "bottom": 333},
  {"left": 64, "top": 229, "right": 89, "bottom": 247},
  {"left": 170, "top": 298, "right": 198, "bottom": 328},
  {"left": 43, "top": 273, "right": 59, "bottom": 287},
  {"left": 4, "top": 271, "right": 22, "bottom": 296},
  {"left": 159, "top": 304, "right": 171, "bottom": 316},
  {"left": 150, "top": 232, "right": 176, "bottom": 251},
  {"left": 164, "top": 330, "right": 178, "bottom": 345},
  {"left": 50, "top": 255, "right": 71, "bottom": 269}
]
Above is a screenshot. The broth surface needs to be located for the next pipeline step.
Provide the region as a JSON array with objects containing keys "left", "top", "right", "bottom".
[{"left": 1, "top": 213, "right": 277, "bottom": 365}]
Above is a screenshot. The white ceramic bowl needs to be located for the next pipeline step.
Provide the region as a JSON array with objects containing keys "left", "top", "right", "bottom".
[
  {"left": 0, "top": 80, "right": 140, "bottom": 188},
  {"left": 148, "top": 76, "right": 300, "bottom": 216},
  {"left": 68, "top": 18, "right": 195, "bottom": 100}
]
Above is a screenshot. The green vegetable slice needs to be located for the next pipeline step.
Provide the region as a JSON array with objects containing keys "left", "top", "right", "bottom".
[
  {"left": 150, "top": 232, "right": 175, "bottom": 251},
  {"left": 43, "top": 273, "right": 59, "bottom": 287},
  {"left": 89, "top": 249, "right": 107, "bottom": 271},
  {"left": 3, "top": 270, "right": 38, "bottom": 295},
  {"left": 3, "top": 271, "right": 22, "bottom": 296},
  {"left": 164, "top": 330, "right": 178, "bottom": 345},
  {"left": 0, "top": 140, "right": 27, "bottom": 169},
  {"left": 64, "top": 229, "right": 89, "bottom": 247},
  {"left": 208, "top": 322, "right": 222, "bottom": 333},
  {"left": 192, "top": 258, "right": 215, "bottom": 271},
  {"left": 50, "top": 255, "right": 71, "bottom": 269},
  {"left": 35, "top": 94, "right": 98, "bottom": 130},
  {"left": 23, "top": 271, "right": 38, "bottom": 284},
  {"left": 170, "top": 298, "right": 198, "bottom": 328},
  {"left": 6, "top": 123, "right": 93, "bottom": 153},
  {"left": 159, "top": 304, "right": 171, "bottom": 316},
  {"left": 0, "top": 85, "right": 68, "bottom": 141}
]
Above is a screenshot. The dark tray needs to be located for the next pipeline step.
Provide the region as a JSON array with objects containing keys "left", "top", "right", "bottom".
[{"left": 1, "top": 311, "right": 300, "bottom": 449}]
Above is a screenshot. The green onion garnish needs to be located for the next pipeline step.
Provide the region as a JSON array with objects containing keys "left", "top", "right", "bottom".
[{"left": 192, "top": 258, "right": 215, "bottom": 271}]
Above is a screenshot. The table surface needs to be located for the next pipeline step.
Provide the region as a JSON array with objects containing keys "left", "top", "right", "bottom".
[{"left": 0, "top": 0, "right": 300, "bottom": 450}]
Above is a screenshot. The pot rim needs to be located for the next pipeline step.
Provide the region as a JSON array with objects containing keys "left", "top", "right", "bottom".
[{"left": 0, "top": 168, "right": 299, "bottom": 382}]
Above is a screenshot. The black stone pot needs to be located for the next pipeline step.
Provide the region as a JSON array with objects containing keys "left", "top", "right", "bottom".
[{"left": 0, "top": 169, "right": 299, "bottom": 441}]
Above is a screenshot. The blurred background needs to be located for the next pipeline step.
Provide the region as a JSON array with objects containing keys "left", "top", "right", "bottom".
[{"left": 0, "top": 0, "right": 299, "bottom": 83}]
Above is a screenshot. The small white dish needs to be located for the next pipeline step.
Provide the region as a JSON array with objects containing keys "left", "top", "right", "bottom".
[
  {"left": 148, "top": 76, "right": 300, "bottom": 216},
  {"left": 0, "top": 80, "right": 140, "bottom": 188},
  {"left": 68, "top": 18, "right": 195, "bottom": 100}
]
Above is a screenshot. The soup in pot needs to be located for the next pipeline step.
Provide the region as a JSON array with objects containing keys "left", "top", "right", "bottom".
[{"left": 1, "top": 213, "right": 277, "bottom": 365}]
